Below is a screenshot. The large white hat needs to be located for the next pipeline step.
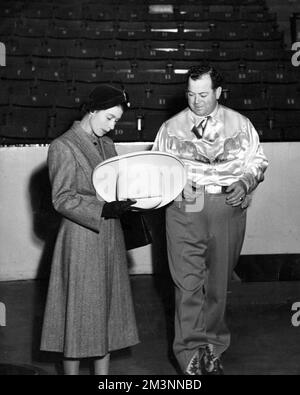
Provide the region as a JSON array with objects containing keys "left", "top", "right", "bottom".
[{"left": 92, "top": 151, "right": 187, "bottom": 210}]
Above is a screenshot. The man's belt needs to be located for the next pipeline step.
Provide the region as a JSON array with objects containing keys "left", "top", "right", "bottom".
[
  {"left": 191, "top": 184, "right": 227, "bottom": 194},
  {"left": 204, "top": 185, "right": 227, "bottom": 194}
]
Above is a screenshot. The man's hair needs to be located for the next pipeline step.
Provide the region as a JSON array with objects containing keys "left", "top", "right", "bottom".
[{"left": 187, "top": 64, "right": 223, "bottom": 90}]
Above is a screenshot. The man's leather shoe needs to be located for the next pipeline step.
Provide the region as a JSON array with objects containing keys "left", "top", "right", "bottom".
[
  {"left": 185, "top": 350, "right": 202, "bottom": 375},
  {"left": 200, "top": 344, "right": 224, "bottom": 375}
]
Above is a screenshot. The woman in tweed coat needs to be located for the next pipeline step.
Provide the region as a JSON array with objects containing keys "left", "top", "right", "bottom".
[{"left": 40, "top": 85, "right": 139, "bottom": 375}]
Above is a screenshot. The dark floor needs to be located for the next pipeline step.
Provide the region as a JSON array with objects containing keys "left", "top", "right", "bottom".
[{"left": 1, "top": 275, "right": 300, "bottom": 375}]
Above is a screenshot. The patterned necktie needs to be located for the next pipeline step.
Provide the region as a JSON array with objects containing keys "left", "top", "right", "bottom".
[{"left": 191, "top": 116, "right": 210, "bottom": 139}]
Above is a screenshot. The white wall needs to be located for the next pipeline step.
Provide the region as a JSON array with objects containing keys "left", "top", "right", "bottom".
[
  {"left": 0, "top": 142, "right": 299, "bottom": 281},
  {"left": 242, "top": 143, "right": 300, "bottom": 254}
]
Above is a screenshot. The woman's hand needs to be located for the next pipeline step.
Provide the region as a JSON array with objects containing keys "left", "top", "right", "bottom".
[{"left": 101, "top": 199, "right": 136, "bottom": 219}]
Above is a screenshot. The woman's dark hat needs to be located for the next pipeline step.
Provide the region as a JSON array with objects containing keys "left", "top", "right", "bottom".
[{"left": 88, "top": 84, "right": 130, "bottom": 111}]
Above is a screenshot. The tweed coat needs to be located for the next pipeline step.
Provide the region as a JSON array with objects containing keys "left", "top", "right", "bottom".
[{"left": 40, "top": 121, "right": 139, "bottom": 358}]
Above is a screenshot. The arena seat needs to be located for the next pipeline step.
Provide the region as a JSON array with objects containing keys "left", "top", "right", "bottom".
[
  {"left": 142, "top": 110, "right": 173, "bottom": 141},
  {"left": 263, "top": 69, "right": 299, "bottom": 84},
  {"left": 36, "top": 67, "right": 67, "bottom": 83},
  {"left": 65, "top": 58, "right": 100, "bottom": 71},
  {"left": 224, "top": 69, "right": 262, "bottom": 84},
  {"left": 65, "top": 45, "right": 101, "bottom": 59},
  {"left": 83, "top": 5, "right": 115, "bottom": 21},
  {"left": 48, "top": 108, "right": 82, "bottom": 139},
  {"left": 55, "top": 92, "right": 87, "bottom": 110},
  {"left": 271, "top": 111, "right": 300, "bottom": 128},
  {"left": 139, "top": 71, "right": 186, "bottom": 85},
  {"left": 0, "top": 108, "right": 49, "bottom": 141},
  {"left": 119, "top": 85, "right": 146, "bottom": 109},
  {"left": 282, "top": 127, "right": 300, "bottom": 141},
  {"left": 69, "top": 69, "right": 115, "bottom": 86},
  {"left": 207, "top": 49, "right": 241, "bottom": 61},
  {"left": 102, "top": 60, "right": 138, "bottom": 72},
  {"left": 10, "top": 93, "right": 53, "bottom": 109},
  {"left": 21, "top": 3, "right": 54, "bottom": 19},
  {"left": 222, "top": 97, "right": 268, "bottom": 113},
  {"left": 32, "top": 81, "right": 71, "bottom": 97},
  {"left": 32, "top": 38, "right": 68, "bottom": 58},
  {"left": 107, "top": 70, "right": 147, "bottom": 85},
  {"left": 12, "top": 24, "right": 47, "bottom": 39},
  {"left": 221, "top": 84, "right": 266, "bottom": 100},
  {"left": 147, "top": 13, "right": 177, "bottom": 23},
  {"left": 255, "top": 125, "right": 283, "bottom": 142},
  {"left": 136, "top": 47, "right": 174, "bottom": 60},
  {"left": 53, "top": 5, "right": 83, "bottom": 20},
  {"left": 5, "top": 37, "right": 42, "bottom": 57},
  {"left": 270, "top": 96, "right": 300, "bottom": 111},
  {"left": 141, "top": 86, "right": 186, "bottom": 112},
  {"left": 0, "top": 2, "right": 21, "bottom": 17},
  {"left": 142, "top": 40, "right": 181, "bottom": 52},
  {"left": 174, "top": 60, "right": 241, "bottom": 73},
  {"left": 82, "top": 28, "right": 114, "bottom": 40},
  {"left": 242, "top": 48, "right": 285, "bottom": 62},
  {"left": 248, "top": 29, "right": 283, "bottom": 43},
  {"left": 136, "top": 60, "right": 173, "bottom": 72},
  {"left": 0, "top": 89, "right": 10, "bottom": 109},
  {"left": 47, "top": 26, "right": 83, "bottom": 40},
  {"left": 116, "top": 7, "right": 147, "bottom": 21},
  {"left": 117, "top": 21, "right": 147, "bottom": 33},
  {"left": 109, "top": 110, "right": 141, "bottom": 142},
  {"left": 101, "top": 47, "right": 137, "bottom": 60},
  {"left": 241, "top": 10, "right": 276, "bottom": 22},
  {"left": 3, "top": 63, "right": 37, "bottom": 81},
  {"left": 149, "top": 21, "right": 179, "bottom": 32},
  {"left": 183, "top": 41, "right": 219, "bottom": 51},
  {"left": 267, "top": 85, "right": 300, "bottom": 98},
  {"left": 212, "top": 27, "right": 248, "bottom": 42}
]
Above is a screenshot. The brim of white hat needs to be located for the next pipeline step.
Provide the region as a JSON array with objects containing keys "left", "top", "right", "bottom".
[{"left": 92, "top": 151, "right": 187, "bottom": 210}]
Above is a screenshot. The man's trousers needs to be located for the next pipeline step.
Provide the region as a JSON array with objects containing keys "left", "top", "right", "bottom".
[{"left": 166, "top": 193, "right": 247, "bottom": 372}]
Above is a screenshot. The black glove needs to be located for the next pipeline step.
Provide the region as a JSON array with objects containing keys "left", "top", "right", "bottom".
[{"left": 101, "top": 199, "right": 136, "bottom": 219}]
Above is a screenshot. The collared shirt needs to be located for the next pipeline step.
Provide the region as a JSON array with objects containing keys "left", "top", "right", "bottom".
[{"left": 152, "top": 104, "right": 268, "bottom": 193}]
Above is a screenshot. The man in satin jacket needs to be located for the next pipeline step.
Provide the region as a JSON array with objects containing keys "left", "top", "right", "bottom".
[{"left": 152, "top": 64, "right": 268, "bottom": 375}]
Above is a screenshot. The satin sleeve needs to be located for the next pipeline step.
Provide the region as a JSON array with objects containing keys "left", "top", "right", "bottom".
[
  {"left": 152, "top": 122, "right": 167, "bottom": 152},
  {"left": 239, "top": 120, "right": 268, "bottom": 193}
]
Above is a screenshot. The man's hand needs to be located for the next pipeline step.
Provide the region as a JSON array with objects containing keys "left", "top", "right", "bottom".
[{"left": 225, "top": 181, "right": 247, "bottom": 207}]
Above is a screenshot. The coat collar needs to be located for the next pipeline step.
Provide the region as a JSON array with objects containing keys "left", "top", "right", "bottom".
[{"left": 68, "top": 121, "right": 115, "bottom": 169}]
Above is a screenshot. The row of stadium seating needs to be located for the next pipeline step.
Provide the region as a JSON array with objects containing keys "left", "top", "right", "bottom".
[
  {"left": 2, "top": 81, "right": 299, "bottom": 99},
  {"left": 3, "top": 41, "right": 286, "bottom": 63},
  {"left": 0, "top": 4, "right": 276, "bottom": 20},
  {"left": 0, "top": 106, "right": 299, "bottom": 144},
  {"left": 1, "top": 86, "right": 299, "bottom": 109},
  {"left": 1, "top": 62, "right": 298, "bottom": 81},
  {"left": 3, "top": 48, "right": 293, "bottom": 64},
  {"left": 2, "top": 25, "right": 281, "bottom": 42},
  {"left": 0, "top": 0, "right": 269, "bottom": 14}
]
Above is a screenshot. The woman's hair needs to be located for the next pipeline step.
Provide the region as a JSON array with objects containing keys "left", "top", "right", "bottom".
[{"left": 187, "top": 64, "right": 224, "bottom": 90}]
